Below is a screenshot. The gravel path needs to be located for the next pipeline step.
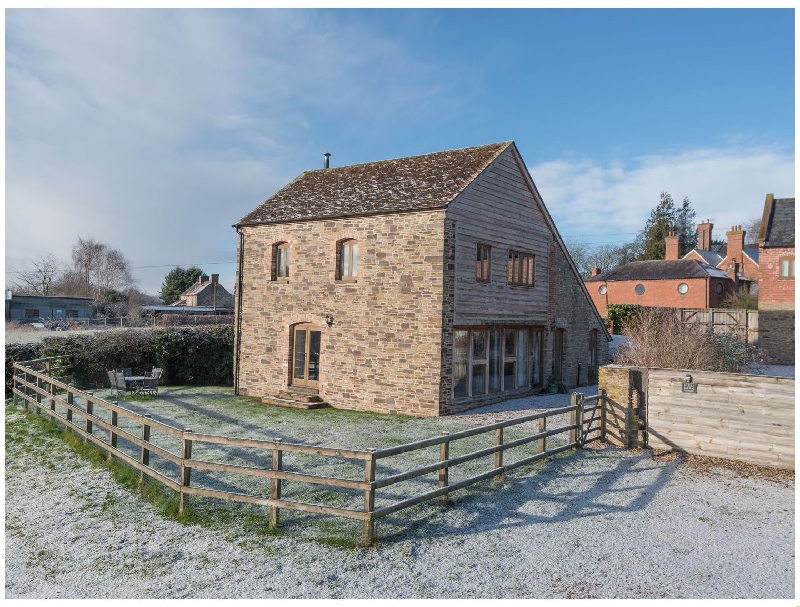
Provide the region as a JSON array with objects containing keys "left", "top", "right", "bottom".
[{"left": 5, "top": 393, "right": 794, "bottom": 599}]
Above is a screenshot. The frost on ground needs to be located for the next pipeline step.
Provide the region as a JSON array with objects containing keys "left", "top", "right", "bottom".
[{"left": 5, "top": 390, "right": 794, "bottom": 600}]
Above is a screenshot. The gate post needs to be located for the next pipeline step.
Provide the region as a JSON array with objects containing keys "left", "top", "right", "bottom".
[
  {"left": 600, "top": 389, "right": 607, "bottom": 443},
  {"left": 270, "top": 439, "right": 283, "bottom": 528},
  {"left": 179, "top": 429, "right": 193, "bottom": 515},
  {"left": 361, "top": 449, "right": 376, "bottom": 547}
]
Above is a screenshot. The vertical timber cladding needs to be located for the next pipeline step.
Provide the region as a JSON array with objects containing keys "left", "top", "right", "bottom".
[
  {"left": 236, "top": 211, "right": 448, "bottom": 416},
  {"left": 646, "top": 369, "right": 795, "bottom": 469}
]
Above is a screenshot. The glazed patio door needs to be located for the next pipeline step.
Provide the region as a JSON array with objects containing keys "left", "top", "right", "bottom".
[{"left": 292, "top": 324, "right": 321, "bottom": 389}]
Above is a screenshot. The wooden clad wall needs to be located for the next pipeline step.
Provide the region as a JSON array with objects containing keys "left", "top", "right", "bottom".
[
  {"left": 447, "top": 149, "right": 551, "bottom": 325},
  {"left": 646, "top": 369, "right": 794, "bottom": 469}
]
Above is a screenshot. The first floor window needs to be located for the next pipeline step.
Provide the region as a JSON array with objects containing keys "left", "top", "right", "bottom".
[
  {"left": 272, "top": 242, "right": 290, "bottom": 279},
  {"left": 25, "top": 309, "right": 39, "bottom": 319},
  {"left": 476, "top": 244, "right": 491, "bottom": 282},
  {"left": 780, "top": 257, "right": 795, "bottom": 278},
  {"left": 338, "top": 239, "right": 359, "bottom": 279},
  {"left": 508, "top": 251, "right": 534, "bottom": 286}
]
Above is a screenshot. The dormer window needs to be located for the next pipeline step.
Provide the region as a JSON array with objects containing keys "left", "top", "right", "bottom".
[
  {"left": 337, "top": 239, "right": 358, "bottom": 280},
  {"left": 272, "top": 242, "right": 290, "bottom": 280}
]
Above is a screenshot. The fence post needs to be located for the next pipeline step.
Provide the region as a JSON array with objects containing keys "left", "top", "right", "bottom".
[
  {"left": 35, "top": 375, "right": 42, "bottom": 414},
  {"left": 110, "top": 404, "right": 118, "bottom": 453},
  {"left": 600, "top": 389, "right": 607, "bottom": 443},
  {"left": 66, "top": 386, "right": 74, "bottom": 424},
  {"left": 85, "top": 393, "right": 94, "bottom": 440},
  {"left": 270, "top": 439, "right": 283, "bottom": 528},
  {"left": 538, "top": 417, "right": 546, "bottom": 454},
  {"left": 439, "top": 432, "right": 450, "bottom": 505},
  {"left": 361, "top": 449, "right": 376, "bottom": 547},
  {"left": 494, "top": 421, "right": 504, "bottom": 482},
  {"left": 140, "top": 414, "right": 152, "bottom": 485},
  {"left": 570, "top": 393, "right": 579, "bottom": 447},
  {"left": 179, "top": 429, "right": 193, "bottom": 515}
]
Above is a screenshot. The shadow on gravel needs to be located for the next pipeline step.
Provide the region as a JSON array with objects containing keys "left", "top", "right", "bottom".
[{"left": 374, "top": 447, "right": 677, "bottom": 544}]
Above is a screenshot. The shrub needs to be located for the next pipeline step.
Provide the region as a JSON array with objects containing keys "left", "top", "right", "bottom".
[
  {"left": 721, "top": 289, "right": 758, "bottom": 310},
  {"left": 5, "top": 342, "right": 43, "bottom": 396},
  {"left": 606, "top": 304, "right": 641, "bottom": 334},
  {"left": 7, "top": 325, "right": 234, "bottom": 392},
  {"left": 613, "top": 307, "right": 766, "bottom": 373}
]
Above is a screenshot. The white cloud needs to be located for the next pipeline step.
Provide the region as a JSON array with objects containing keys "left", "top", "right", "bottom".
[
  {"left": 529, "top": 147, "right": 795, "bottom": 246},
  {"left": 5, "top": 9, "right": 460, "bottom": 295}
]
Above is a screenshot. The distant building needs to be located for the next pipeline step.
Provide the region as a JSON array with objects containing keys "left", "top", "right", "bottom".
[
  {"left": 756, "top": 194, "right": 794, "bottom": 364},
  {"left": 172, "top": 274, "right": 234, "bottom": 310},
  {"left": 5, "top": 293, "right": 95, "bottom": 322},
  {"left": 683, "top": 221, "right": 760, "bottom": 283}
]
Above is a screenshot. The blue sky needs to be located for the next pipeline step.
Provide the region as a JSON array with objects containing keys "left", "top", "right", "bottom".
[{"left": 5, "top": 8, "right": 795, "bottom": 297}]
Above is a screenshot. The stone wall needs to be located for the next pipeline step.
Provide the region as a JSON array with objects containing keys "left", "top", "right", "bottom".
[
  {"left": 552, "top": 244, "right": 610, "bottom": 387},
  {"left": 598, "top": 365, "right": 643, "bottom": 447},
  {"left": 759, "top": 310, "right": 795, "bottom": 365},
  {"left": 234, "top": 210, "right": 448, "bottom": 416}
]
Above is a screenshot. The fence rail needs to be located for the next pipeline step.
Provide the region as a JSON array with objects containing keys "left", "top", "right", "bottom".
[{"left": 12, "top": 357, "right": 606, "bottom": 545}]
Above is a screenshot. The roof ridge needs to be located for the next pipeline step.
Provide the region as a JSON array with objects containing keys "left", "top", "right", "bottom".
[{"left": 300, "top": 141, "right": 514, "bottom": 173}]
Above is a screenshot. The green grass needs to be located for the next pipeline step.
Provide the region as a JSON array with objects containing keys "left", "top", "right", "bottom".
[{"left": 7, "top": 386, "right": 570, "bottom": 547}]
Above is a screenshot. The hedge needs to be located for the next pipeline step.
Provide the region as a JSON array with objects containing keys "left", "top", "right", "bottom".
[{"left": 5, "top": 325, "right": 234, "bottom": 395}]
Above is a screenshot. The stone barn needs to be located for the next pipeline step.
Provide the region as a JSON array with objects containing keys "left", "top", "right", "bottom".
[{"left": 233, "top": 141, "right": 609, "bottom": 416}]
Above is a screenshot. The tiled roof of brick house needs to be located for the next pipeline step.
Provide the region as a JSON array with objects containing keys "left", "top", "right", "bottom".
[
  {"left": 586, "top": 259, "right": 731, "bottom": 282},
  {"left": 235, "top": 142, "right": 513, "bottom": 226},
  {"left": 761, "top": 197, "right": 795, "bottom": 248}
]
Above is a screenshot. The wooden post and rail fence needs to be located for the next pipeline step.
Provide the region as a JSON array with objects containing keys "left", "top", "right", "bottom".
[{"left": 12, "top": 356, "right": 607, "bottom": 546}]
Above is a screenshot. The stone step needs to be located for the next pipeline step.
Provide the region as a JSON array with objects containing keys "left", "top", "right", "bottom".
[
  {"left": 262, "top": 396, "right": 330, "bottom": 410},
  {"left": 276, "top": 390, "right": 324, "bottom": 403}
]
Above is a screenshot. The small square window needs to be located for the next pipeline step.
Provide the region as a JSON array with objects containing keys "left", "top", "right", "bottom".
[{"left": 25, "top": 309, "right": 39, "bottom": 319}]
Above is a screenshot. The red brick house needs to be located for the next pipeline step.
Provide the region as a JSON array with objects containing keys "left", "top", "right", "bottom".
[
  {"left": 232, "top": 142, "right": 610, "bottom": 416},
  {"left": 756, "top": 194, "right": 794, "bottom": 363},
  {"left": 683, "top": 221, "right": 760, "bottom": 283},
  {"left": 584, "top": 256, "right": 741, "bottom": 316}
]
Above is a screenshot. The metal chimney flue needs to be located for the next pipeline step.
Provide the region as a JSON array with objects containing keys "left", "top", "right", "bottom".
[{"left": 323, "top": 152, "right": 331, "bottom": 169}]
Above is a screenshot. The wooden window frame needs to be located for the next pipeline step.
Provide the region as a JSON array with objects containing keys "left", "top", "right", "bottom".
[
  {"left": 453, "top": 326, "right": 536, "bottom": 399},
  {"left": 336, "top": 239, "right": 359, "bottom": 281},
  {"left": 507, "top": 250, "right": 534, "bottom": 286},
  {"left": 271, "top": 242, "right": 290, "bottom": 281},
  {"left": 476, "top": 244, "right": 491, "bottom": 282},
  {"left": 779, "top": 256, "right": 795, "bottom": 279}
]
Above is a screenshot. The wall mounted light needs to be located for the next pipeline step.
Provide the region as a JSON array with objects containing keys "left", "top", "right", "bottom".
[
  {"left": 325, "top": 314, "right": 334, "bottom": 328},
  {"left": 684, "top": 373, "right": 692, "bottom": 384}
]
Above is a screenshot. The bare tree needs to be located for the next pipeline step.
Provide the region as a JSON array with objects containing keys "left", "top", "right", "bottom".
[
  {"left": 94, "top": 247, "right": 133, "bottom": 298},
  {"left": 72, "top": 237, "right": 106, "bottom": 298},
  {"left": 587, "top": 244, "right": 626, "bottom": 275},
  {"left": 742, "top": 216, "right": 762, "bottom": 244},
  {"left": 10, "top": 254, "right": 64, "bottom": 295},
  {"left": 70, "top": 237, "right": 134, "bottom": 299}
]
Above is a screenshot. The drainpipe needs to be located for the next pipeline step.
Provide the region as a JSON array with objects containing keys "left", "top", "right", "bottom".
[{"left": 234, "top": 227, "right": 245, "bottom": 395}]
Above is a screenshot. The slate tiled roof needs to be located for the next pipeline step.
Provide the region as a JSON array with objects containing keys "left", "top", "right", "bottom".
[
  {"left": 743, "top": 246, "right": 760, "bottom": 263},
  {"left": 688, "top": 249, "right": 725, "bottom": 266},
  {"left": 235, "top": 142, "right": 513, "bottom": 225},
  {"left": 586, "top": 259, "right": 730, "bottom": 282},
  {"left": 763, "top": 198, "right": 795, "bottom": 248}
]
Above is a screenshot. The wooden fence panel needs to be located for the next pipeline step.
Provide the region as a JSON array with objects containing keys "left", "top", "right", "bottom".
[{"left": 646, "top": 369, "right": 794, "bottom": 469}]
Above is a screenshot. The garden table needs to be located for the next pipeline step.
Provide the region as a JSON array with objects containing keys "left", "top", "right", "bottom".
[{"left": 124, "top": 376, "right": 146, "bottom": 393}]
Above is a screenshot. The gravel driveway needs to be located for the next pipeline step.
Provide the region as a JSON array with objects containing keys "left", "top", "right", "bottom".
[{"left": 5, "top": 389, "right": 794, "bottom": 599}]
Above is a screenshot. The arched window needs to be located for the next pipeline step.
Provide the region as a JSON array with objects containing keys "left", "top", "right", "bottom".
[
  {"left": 337, "top": 239, "right": 358, "bottom": 280},
  {"left": 272, "top": 242, "right": 290, "bottom": 280}
]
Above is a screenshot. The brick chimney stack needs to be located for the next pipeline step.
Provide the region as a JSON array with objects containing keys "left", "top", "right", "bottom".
[
  {"left": 665, "top": 231, "right": 680, "bottom": 260},
  {"left": 697, "top": 220, "right": 713, "bottom": 251},
  {"left": 726, "top": 225, "right": 745, "bottom": 271},
  {"left": 211, "top": 274, "right": 219, "bottom": 285},
  {"left": 199, "top": 274, "right": 209, "bottom": 285},
  {"left": 727, "top": 259, "right": 740, "bottom": 286},
  {"left": 591, "top": 267, "right": 601, "bottom": 277}
]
